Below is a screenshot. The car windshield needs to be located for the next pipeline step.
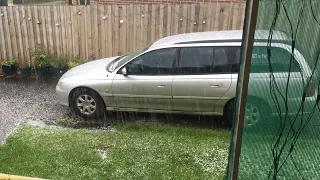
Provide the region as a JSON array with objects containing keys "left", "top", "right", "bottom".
[{"left": 107, "top": 46, "right": 149, "bottom": 72}]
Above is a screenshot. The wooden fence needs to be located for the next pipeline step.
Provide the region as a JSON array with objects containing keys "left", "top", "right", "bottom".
[{"left": 0, "top": 3, "right": 246, "bottom": 66}]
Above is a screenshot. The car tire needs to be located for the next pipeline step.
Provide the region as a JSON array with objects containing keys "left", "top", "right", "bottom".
[
  {"left": 225, "top": 99, "right": 270, "bottom": 128},
  {"left": 226, "top": 100, "right": 235, "bottom": 127},
  {"left": 70, "top": 88, "right": 106, "bottom": 119},
  {"left": 244, "top": 99, "right": 271, "bottom": 130},
  {"left": 244, "top": 101, "right": 261, "bottom": 127}
]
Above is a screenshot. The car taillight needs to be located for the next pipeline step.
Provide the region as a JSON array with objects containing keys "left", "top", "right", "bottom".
[{"left": 306, "top": 85, "right": 315, "bottom": 97}]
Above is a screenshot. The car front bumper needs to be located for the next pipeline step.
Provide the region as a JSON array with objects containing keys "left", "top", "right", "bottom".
[{"left": 56, "top": 86, "right": 69, "bottom": 106}]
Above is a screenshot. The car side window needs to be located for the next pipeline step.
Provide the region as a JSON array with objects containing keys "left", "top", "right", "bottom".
[
  {"left": 227, "top": 47, "right": 241, "bottom": 73},
  {"left": 213, "top": 47, "right": 231, "bottom": 73},
  {"left": 251, "top": 46, "right": 301, "bottom": 73},
  {"left": 177, "top": 46, "right": 241, "bottom": 75},
  {"left": 126, "top": 48, "right": 177, "bottom": 75},
  {"left": 178, "top": 47, "right": 214, "bottom": 75}
]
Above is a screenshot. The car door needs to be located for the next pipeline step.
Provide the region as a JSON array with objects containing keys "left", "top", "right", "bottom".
[
  {"left": 172, "top": 46, "right": 233, "bottom": 113},
  {"left": 111, "top": 48, "right": 177, "bottom": 110}
]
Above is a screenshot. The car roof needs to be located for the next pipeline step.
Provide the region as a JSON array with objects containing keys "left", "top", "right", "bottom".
[{"left": 149, "top": 30, "right": 291, "bottom": 49}]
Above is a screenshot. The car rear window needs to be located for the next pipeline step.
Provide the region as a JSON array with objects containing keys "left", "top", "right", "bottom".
[
  {"left": 251, "top": 46, "right": 302, "bottom": 73},
  {"left": 177, "top": 46, "right": 241, "bottom": 75}
]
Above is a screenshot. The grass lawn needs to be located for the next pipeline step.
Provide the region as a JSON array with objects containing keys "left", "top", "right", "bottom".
[
  {"left": 238, "top": 131, "right": 320, "bottom": 179},
  {"left": 0, "top": 123, "right": 231, "bottom": 180}
]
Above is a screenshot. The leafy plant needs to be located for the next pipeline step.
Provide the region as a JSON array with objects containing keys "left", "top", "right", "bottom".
[
  {"left": 67, "top": 56, "right": 86, "bottom": 68},
  {"left": 1, "top": 57, "right": 18, "bottom": 68},
  {"left": 31, "top": 45, "right": 51, "bottom": 68},
  {"left": 50, "top": 56, "right": 68, "bottom": 68}
]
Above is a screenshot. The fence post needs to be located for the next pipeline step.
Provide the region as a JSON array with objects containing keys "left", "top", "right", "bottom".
[{"left": 226, "top": 0, "right": 259, "bottom": 179}]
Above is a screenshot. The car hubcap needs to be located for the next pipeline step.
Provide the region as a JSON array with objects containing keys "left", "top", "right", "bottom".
[
  {"left": 77, "top": 94, "right": 96, "bottom": 115},
  {"left": 244, "top": 103, "right": 261, "bottom": 127}
]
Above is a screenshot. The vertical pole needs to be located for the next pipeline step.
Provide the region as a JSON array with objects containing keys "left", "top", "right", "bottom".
[{"left": 227, "top": 0, "right": 259, "bottom": 179}]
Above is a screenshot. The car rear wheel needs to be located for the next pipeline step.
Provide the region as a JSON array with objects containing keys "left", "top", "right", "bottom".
[
  {"left": 244, "top": 102, "right": 262, "bottom": 127},
  {"left": 70, "top": 88, "right": 105, "bottom": 119},
  {"left": 226, "top": 100, "right": 235, "bottom": 127},
  {"left": 225, "top": 99, "right": 270, "bottom": 128}
]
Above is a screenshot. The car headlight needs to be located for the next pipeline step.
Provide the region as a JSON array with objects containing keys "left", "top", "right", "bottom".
[{"left": 57, "top": 81, "right": 63, "bottom": 88}]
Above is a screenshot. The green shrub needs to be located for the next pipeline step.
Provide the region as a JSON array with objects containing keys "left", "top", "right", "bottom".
[
  {"left": 31, "top": 45, "right": 50, "bottom": 67},
  {"left": 1, "top": 57, "right": 18, "bottom": 68},
  {"left": 50, "top": 56, "right": 68, "bottom": 68},
  {"left": 67, "top": 56, "right": 86, "bottom": 68}
]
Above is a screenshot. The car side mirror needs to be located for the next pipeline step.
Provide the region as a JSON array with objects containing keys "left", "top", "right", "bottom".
[{"left": 122, "top": 67, "right": 128, "bottom": 76}]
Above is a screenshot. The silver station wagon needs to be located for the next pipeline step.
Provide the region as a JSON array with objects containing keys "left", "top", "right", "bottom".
[{"left": 56, "top": 30, "right": 315, "bottom": 126}]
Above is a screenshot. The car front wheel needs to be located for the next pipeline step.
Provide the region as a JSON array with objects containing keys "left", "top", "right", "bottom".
[{"left": 70, "top": 88, "right": 105, "bottom": 119}]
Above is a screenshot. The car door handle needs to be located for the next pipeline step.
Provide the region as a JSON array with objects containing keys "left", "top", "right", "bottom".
[
  {"left": 210, "top": 84, "right": 223, "bottom": 88},
  {"left": 158, "top": 85, "right": 167, "bottom": 88}
]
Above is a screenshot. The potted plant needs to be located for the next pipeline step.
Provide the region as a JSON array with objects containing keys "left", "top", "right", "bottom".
[
  {"left": 51, "top": 56, "right": 68, "bottom": 79},
  {"left": 31, "top": 45, "right": 51, "bottom": 82},
  {"left": 20, "top": 66, "right": 32, "bottom": 78},
  {"left": 16, "top": 60, "right": 32, "bottom": 78},
  {"left": 1, "top": 57, "right": 18, "bottom": 77}
]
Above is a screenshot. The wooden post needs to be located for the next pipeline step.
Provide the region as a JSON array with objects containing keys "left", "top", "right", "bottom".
[
  {"left": 226, "top": 0, "right": 259, "bottom": 179},
  {"left": 0, "top": 173, "right": 48, "bottom": 180}
]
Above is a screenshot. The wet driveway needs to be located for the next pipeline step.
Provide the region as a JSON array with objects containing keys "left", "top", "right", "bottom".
[
  {"left": 0, "top": 78, "right": 70, "bottom": 143},
  {"left": 0, "top": 77, "right": 228, "bottom": 143}
]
